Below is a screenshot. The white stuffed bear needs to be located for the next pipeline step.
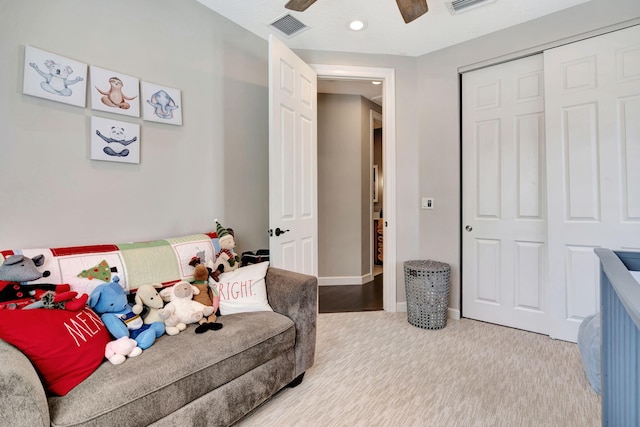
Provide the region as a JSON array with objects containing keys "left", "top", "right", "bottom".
[
  {"left": 105, "top": 336, "right": 142, "bottom": 365},
  {"left": 159, "top": 281, "right": 214, "bottom": 328}
]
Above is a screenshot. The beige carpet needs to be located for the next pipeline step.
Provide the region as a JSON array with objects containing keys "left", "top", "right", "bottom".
[{"left": 237, "top": 312, "right": 600, "bottom": 427}]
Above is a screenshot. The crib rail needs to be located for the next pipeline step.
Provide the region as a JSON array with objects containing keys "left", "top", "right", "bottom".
[{"left": 595, "top": 248, "right": 640, "bottom": 426}]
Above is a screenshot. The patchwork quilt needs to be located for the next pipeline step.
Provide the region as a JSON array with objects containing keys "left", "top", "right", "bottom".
[{"left": 0, "top": 232, "right": 220, "bottom": 297}]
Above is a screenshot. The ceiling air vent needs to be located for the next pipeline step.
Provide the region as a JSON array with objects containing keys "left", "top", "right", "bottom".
[
  {"left": 270, "top": 14, "right": 308, "bottom": 37},
  {"left": 446, "top": 0, "right": 496, "bottom": 15}
]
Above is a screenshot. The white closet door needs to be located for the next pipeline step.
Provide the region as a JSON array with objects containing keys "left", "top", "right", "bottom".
[
  {"left": 545, "top": 25, "right": 640, "bottom": 342},
  {"left": 462, "top": 54, "right": 548, "bottom": 334}
]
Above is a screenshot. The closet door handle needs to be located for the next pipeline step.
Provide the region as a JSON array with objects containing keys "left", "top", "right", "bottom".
[{"left": 465, "top": 225, "right": 473, "bottom": 232}]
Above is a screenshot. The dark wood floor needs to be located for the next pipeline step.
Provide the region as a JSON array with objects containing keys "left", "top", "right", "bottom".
[{"left": 319, "top": 273, "right": 383, "bottom": 313}]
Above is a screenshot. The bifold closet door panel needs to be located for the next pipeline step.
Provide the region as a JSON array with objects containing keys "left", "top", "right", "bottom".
[{"left": 544, "top": 24, "right": 640, "bottom": 342}]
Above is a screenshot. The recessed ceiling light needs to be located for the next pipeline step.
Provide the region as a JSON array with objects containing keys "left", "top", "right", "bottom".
[
  {"left": 348, "top": 20, "right": 367, "bottom": 31},
  {"left": 372, "top": 81, "right": 382, "bottom": 85}
]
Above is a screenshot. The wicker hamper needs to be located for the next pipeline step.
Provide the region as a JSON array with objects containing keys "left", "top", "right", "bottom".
[{"left": 403, "top": 260, "right": 450, "bottom": 329}]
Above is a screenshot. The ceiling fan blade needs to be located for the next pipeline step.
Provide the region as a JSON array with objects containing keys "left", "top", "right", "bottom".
[
  {"left": 395, "top": 0, "right": 429, "bottom": 23},
  {"left": 284, "top": 0, "right": 318, "bottom": 12}
]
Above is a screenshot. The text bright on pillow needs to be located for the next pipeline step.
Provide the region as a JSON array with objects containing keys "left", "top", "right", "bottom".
[{"left": 216, "top": 261, "right": 272, "bottom": 315}]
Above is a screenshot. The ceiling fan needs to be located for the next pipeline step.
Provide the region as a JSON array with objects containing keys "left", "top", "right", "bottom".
[{"left": 284, "top": 0, "right": 429, "bottom": 24}]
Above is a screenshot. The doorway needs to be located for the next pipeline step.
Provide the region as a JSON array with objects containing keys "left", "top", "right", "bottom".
[
  {"left": 312, "top": 64, "right": 397, "bottom": 313},
  {"left": 316, "top": 89, "right": 383, "bottom": 312}
]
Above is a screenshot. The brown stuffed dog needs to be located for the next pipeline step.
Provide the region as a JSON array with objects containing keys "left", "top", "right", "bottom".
[{"left": 190, "top": 262, "right": 222, "bottom": 333}]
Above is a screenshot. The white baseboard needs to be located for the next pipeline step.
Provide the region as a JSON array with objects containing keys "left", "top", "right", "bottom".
[
  {"left": 395, "top": 303, "right": 461, "bottom": 321},
  {"left": 448, "top": 308, "right": 461, "bottom": 320},
  {"left": 318, "top": 274, "right": 374, "bottom": 286}
]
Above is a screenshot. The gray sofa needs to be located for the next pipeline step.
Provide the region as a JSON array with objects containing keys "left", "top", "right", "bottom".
[{"left": 0, "top": 267, "right": 317, "bottom": 427}]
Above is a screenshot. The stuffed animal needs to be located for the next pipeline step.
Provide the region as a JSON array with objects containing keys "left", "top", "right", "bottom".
[
  {"left": 88, "top": 276, "right": 165, "bottom": 349},
  {"left": 189, "top": 261, "right": 222, "bottom": 334},
  {"left": 23, "top": 289, "right": 88, "bottom": 311},
  {"left": 133, "top": 283, "right": 164, "bottom": 324},
  {"left": 158, "top": 281, "right": 214, "bottom": 330},
  {"left": 0, "top": 254, "right": 70, "bottom": 308},
  {"left": 133, "top": 283, "right": 185, "bottom": 336},
  {"left": 211, "top": 219, "right": 240, "bottom": 273},
  {"left": 104, "top": 336, "right": 142, "bottom": 365}
]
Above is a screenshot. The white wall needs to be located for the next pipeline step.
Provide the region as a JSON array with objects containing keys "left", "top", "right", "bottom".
[
  {"left": 299, "top": 0, "right": 639, "bottom": 310},
  {"left": 0, "top": 0, "right": 269, "bottom": 253},
  {"left": 318, "top": 93, "right": 363, "bottom": 277},
  {"left": 416, "top": 0, "right": 640, "bottom": 313},
  {"left": 3, "top": 0, "right": 637, "bottom": 313}
]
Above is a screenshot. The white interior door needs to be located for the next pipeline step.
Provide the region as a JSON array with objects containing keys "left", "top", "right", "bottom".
[
  {"left": 544, "top": 25, "right": 640, "bottom": 342},
  {"left": 462, "top": 54, "right": 548, "bottom": 334},
  {"left": 268, "top": 34, "right": 318, "bottom": 276}
]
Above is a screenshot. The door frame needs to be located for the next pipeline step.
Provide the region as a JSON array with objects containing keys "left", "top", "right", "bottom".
[
  {"left": 311, "top": 64, "right": 397, "bottom": 312},
  {"left": 371, "top": 110, "right": 383, "bottom": 276}
]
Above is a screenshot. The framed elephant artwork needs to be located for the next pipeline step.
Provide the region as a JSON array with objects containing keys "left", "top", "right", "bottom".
[
  {"left": 141, "top": 82, "right": 182, "bottom": 125},
  {"left": 90, "top": 66, "right": 140, "bottom": 118},
  {"left": 22, "top": 45, "right": 88, "bottom": 107}
]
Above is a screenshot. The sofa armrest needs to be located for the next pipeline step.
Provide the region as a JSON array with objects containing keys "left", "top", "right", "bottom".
[
  {"left": 265, "top": 267, "right": 317, "bottom": 377},
  {"left": 0, "top": 339, "right": 49, "bottom": 426}
]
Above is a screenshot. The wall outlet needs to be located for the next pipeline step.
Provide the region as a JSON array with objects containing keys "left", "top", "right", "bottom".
[{"left": 421, "top": 197, "right": 434, "bottom": 209}]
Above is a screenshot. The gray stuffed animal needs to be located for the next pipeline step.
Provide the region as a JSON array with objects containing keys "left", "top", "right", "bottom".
[
  {"left": 0, "top": 254, "right": 67, "bottom": 305},
  {"left": 0, "top": 254, "right": 50, "bottom": 282}
]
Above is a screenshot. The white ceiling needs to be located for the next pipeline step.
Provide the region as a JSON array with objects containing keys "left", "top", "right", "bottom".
[{"left": 196, "top": 0, "right": 592, "bottom": 57}]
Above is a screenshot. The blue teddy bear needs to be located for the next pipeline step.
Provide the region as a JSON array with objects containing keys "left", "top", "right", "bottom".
[{"left": 88, "top": 276, "right": 164, "bottom": 350}]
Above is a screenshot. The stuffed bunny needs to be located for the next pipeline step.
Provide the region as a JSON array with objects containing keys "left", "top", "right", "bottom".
[{"left": 104, "top": 337, "right": 142, "bottom": 365}]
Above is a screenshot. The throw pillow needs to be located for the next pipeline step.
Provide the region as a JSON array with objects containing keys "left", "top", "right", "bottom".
[
  {"left": 0, "top": 307, "right": 110, "bottom": 395},
  {"left": 217, "top": 261, "right": 273, "bottom": 315}
]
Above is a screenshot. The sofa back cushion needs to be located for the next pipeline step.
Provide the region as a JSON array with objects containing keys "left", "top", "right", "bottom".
[{"left": 0, "top": 232, "right": 220, "bottom": 296}]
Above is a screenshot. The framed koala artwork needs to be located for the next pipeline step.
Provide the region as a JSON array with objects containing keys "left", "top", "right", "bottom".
[
  {"left": 90, "top": 66, "right": 140, "bottom": 118},
  {"left": 91, "top": 116, "right": 140, "bottom": 164},
  {"left": 141, "top": 81, "right": 182, "bottom": 125},
  {"left": 22, "top": 45, "right": 88, "bottom": 107}
]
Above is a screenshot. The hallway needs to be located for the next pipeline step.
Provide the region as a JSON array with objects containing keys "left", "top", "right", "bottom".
[{"left": 318, "top": 273, "right": 383, "bottom": 313}]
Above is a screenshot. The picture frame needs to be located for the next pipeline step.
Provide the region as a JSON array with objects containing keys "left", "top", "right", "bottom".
[
  {"left": 90, "top": 66, "right": 140, "bottom": 117},
  {"left": 22, "top": 45, "right": 87, "bottom": 107},
  {"left": 141, "top": 81, "right": 183, "bottom": 125},
  {"left": 91, "top": 116, "right": 140, "bottom": 164}
]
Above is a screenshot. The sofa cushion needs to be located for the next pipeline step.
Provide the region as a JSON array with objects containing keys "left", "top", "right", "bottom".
[
  {"left": 47, "top": 310, "right": 296, "bottom": 427},
  {"left": 0, "top": 232, "right": 221, "bottom": 296},
  {"left": 0, "top": 307, "right": 111, "bottom": 396},
  {"left": 217, "top": 261, "right": 273, "bottom": 315}
]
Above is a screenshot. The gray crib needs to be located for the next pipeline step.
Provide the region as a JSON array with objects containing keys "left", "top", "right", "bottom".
[{"left": 595, "top": 248, "right": 640, "bottom": 426}]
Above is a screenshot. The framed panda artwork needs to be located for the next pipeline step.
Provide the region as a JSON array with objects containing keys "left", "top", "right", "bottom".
[{"left": 90, "top": 116, "right": 140, "bottom": 164}]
